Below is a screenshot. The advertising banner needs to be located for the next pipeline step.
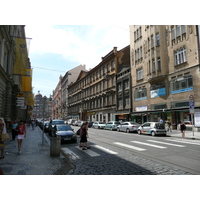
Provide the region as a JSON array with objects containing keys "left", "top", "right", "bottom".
[{"left": 13, "top": 38, "right": 28, "bottom": 75}]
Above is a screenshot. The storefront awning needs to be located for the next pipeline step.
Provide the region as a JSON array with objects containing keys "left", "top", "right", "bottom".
[{"left": 115, "top": 113, "right": 130, "bottom": 115}]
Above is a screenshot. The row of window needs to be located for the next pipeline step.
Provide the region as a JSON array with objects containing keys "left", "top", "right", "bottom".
[
  {"left": 69, "top": 95, "right": 116, "bottom": 112},
  {"left": 117, "top": 80, "right": 130, "bottom": 91},
  {"left": 70, "top": 60, "right": 115, "bottom": 93},
  {"left": 171, "top": 25, "right": 186, "bottom": 40},
  {"left": 69, "top": 77, "right": 116, "bottom": 103},
  {"left": 134, "top": 74, "right": 193, "bottom": 100},
  {"left": 118, "top": 98, "right": 130, "bottom": 107},
  {"left": 136, "top": 47, "right": 187, "bottom": 80}
]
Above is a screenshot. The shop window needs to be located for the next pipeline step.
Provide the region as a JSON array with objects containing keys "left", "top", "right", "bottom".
[{"left": 170, "top": 74, "right": 193, "bottom": 94}]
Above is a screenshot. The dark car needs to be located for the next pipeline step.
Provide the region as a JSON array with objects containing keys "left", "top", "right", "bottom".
[
  {"left": 88, "top": 121, "right": 93, "bottom": 128},
  {"left": 44, "top": 121, "right": 50, "bottom": 132},
  {"left": 54, "top": 124, "right": 77, "bottom": 143},
  {"left": 49, "top": 119, "right": 65, "bottom": 136}
]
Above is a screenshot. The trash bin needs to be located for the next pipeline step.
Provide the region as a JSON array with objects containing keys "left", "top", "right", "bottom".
[{"left": 50, "top": 136, "right": 61, "bottom": 156}]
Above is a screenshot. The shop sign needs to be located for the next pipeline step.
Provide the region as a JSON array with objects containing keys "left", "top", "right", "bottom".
[{"left": 135, "top": 105, "right": 147, "bottom": 112}]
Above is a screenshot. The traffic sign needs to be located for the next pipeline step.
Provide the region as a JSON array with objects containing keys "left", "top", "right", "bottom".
[
  {"left": 189, "top": 101, "right": 194, "bottom": 109},
  {"left": 189, "top": 94, "right": 194, "bottom": 101}
]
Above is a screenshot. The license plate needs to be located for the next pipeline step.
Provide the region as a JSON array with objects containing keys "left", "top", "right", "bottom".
[{"left": 64, "top": 138, "right": 71, "bottom": 140}]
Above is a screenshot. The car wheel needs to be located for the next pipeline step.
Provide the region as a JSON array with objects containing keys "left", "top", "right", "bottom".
[
  {"left": 138, "top": 130, "right": 141, "bottom": 135},
  {"left": 117, "top": 128, "right": 120, "bottom": 132},
  {"left": 151, "top": 131, "right": 156, "bottom": 136},
  {"left": 126, "top": 128, "right": 130, "bottom": 133}
]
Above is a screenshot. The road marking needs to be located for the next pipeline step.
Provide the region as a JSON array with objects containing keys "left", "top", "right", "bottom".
[
  {"left": 131, "top": 141, "right": 166, "bottom": 149},
  {"left": 147, "top": 140, "right": 185, "bottom": 147},
  {"left": 165, "top": 139, "right": 200, "bottom": 145},
  {"left": 113, "top": 142, "right": 146, "bottom": 151},
  {"left": 61, "top": 147, "right": 80, "bottom": 160},
  {"left": 92, "top": 145, "right": 118, "bottom": 154},
  {"left": 75, "top": 146, "right": 100, "bottom": 157}
]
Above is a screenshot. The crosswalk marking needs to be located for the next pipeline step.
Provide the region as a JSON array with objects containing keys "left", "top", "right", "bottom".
[
  {"left": 75, "top": 146, "right": 100, "bottom": 157},
  {"left": 131, "top": 141, "right": 166, "bottom": 149},
  {"left": 61, "top": 147, "right": 80, "bottom": 160},
  {"left": 113, "top": 142, "right": 146, "bottom": 151},
  {"left": 92, "top": 145, "right": 118, "bottom": 154},
  {"left": 165, "top": 139, "right": 200, "bottom": 146},
  {"left": 147, "top": 140, "right": 185, "bottom": 147}
]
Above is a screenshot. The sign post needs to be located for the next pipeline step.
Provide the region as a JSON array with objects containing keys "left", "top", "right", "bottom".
[{"left": 189, "top": 95, "right": 195, "bottom": 139}]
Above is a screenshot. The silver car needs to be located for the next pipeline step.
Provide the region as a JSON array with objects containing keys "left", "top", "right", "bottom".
[
  {"left": 92, "top": 121, "right": 106, "bottom": 129},
  {"left": 117, "top": 121, "right": 140, "bottom": 133},
  {"left": 137, "top": 122, "right": 167, "bottom": 136}
]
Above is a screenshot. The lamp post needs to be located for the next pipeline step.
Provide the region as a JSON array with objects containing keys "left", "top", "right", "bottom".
[{"left": 42, "top": 96, "right": 47, "bottom": 145}]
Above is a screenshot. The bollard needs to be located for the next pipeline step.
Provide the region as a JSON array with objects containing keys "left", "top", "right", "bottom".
[{"left": 50, "top": 136, "right": 61, "bottom": 156}]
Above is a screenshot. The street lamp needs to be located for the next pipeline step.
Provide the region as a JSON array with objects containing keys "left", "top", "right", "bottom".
[{"left": 42, "top": 96, "right": 47, "bottom": 145}]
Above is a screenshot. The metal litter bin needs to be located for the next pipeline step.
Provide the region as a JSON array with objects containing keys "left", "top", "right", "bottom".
[{"left": 50, "top": 136, "right": 61, "bottom": 156}]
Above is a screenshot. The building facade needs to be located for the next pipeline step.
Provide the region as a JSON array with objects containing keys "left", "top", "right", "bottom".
[
  {"left": 0, "top": 25, "right": 33, "bottom": 122},
  {"left": 68, "top": 46, "right": 130, "bottom": 123},
  {"left": 130, "top": 25, "right": 200, "bottom": 128},
  {"left": 61, "top": 64, "right": 86, "bottom": 119}
]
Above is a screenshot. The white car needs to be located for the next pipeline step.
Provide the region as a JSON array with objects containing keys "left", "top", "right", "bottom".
[
  {"left": 117, "top": 121, "right": 140, "bottom": 133},
  {"left": 137, "top": 122, "right": 167, "bottom": 136},
  {"left": 92, "top": 121, "right": 106, "bottom": 129}
]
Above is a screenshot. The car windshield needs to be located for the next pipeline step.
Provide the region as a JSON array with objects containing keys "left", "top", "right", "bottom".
[
  {"left": 130, "top": 122, "right": 139, "bottom": 125},
  {"left": 52, "top": 120, "right": 64, "bottom": 125},
  {"left": 114, "top": 122, "right": 120, "bottom": 124},
  {"left": 155, "top": 123, "right": 165, "bottom": 129},
  {"left": 99, "top": 122, "right": 104, "bottom": 124},
  {"left": 57, "top": 125, "right": 72, "bottom": 131}
]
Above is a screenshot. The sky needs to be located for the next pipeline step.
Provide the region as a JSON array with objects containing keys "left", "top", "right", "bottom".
[{"left": 25, "top": 25, "right": 130, "bottom": 97}]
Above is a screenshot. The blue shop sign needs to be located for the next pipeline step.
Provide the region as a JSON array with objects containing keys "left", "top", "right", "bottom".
[{"left": 150, "top": 88, "right": 166, "bottom": 98}]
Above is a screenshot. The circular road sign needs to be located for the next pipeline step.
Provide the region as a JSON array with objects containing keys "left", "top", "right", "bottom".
[{"left": 189, "top": 95, "right": 194, "bottom": 101}]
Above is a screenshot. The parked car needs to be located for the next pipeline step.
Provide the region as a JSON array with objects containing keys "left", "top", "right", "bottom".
[
  {"left": 44, "top": 121, "right": 50, "bottom": 132},
  {"left": 48, "top": 119, "right": 65, "bottom": 136},
  {"left": 88, "top": 121, "right": 94, "bottom": 128},
  {"left": 72, "top": 120, "right": 77, "bottom": 126},
  {"left": 104, "top": 121, "right": 121, "bottom": 131},
  {"left": 67, "top": 119, "right": 75, "bottom": 125},
  {"left": 53, "top": 124, "right": 77, "bottom": 143},
  {"left": 92, "top": 121, "right": 106, "bottom": 129},
  {"left": 117, "top": 121, "right": 140, "bottom": 133},
  {"left": 77, "top": 121, "right": 85, "bottom": 127},
  {"left": 137, "top": 122, "right": 167, "bottom": 136}
]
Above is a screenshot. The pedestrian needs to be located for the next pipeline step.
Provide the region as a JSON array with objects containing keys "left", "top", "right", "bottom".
[
  {"left": 165, "top": 120, "right": 172, "bottom": 132},
  {"left": 11, "top": 120, "right": 18, "bottom": 140},
  {"left": 30, "top": 120, "right": 34, "bottom": 130},
  {"left": 167, "top": 120, "right": 172, "bottom": 132},
  {"left": 16, "top": 120, "right": 26, "bottom": 154},
  {"left": 0, "top": 118, "right": 7, "bottom": 159},
  {"left": 178, "top": 121, "right": 186, "bottom": 139},
  {"left": 80, "top": 122, "right": 89, "bottom": 150}
]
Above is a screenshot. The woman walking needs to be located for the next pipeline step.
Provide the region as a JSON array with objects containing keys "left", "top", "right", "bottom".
[
  {"left": 80, "top": 122, "right": 89, "bottom": 150},
  {"left": 0, "top": 118, "right": 7, "bottom": 159},
  {"left": 178, "top": 121, "right": 186, "bottom": 139},
  {"left": 16, "top": 120, "right": 26, "bottom": 154},
  {"left": 11, "top": 120, "right": 18, "bottom": 140}
]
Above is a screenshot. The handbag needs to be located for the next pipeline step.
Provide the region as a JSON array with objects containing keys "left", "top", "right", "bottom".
[{"left": 2, "top": 132, "right": 10, "bottom": 141}]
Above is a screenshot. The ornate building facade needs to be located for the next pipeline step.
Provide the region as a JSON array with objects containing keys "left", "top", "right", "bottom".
[{"left": 130, "top": 25, "right": 200, "bottom": 128}]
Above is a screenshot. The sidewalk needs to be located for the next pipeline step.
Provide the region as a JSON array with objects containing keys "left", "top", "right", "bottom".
[
  {"left": 0, "top": 125, "right": 65, "bottom": 175},
  {"left": 166, "top": 129, "right": 200, "bottom": 140}
]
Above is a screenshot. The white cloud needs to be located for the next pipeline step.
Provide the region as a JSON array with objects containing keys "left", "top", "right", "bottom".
[{"left": 25, "top": 25, "right": 130, "bottom": 69}]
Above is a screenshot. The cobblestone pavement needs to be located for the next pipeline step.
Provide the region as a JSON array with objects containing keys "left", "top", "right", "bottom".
[{"left": 66, "top": 149, "right": 192, "bottom": 175}]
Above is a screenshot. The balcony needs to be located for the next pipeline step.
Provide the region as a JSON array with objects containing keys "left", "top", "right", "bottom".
[{"left": 148, "top": 73, "right": 167, "bottom": 84}]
